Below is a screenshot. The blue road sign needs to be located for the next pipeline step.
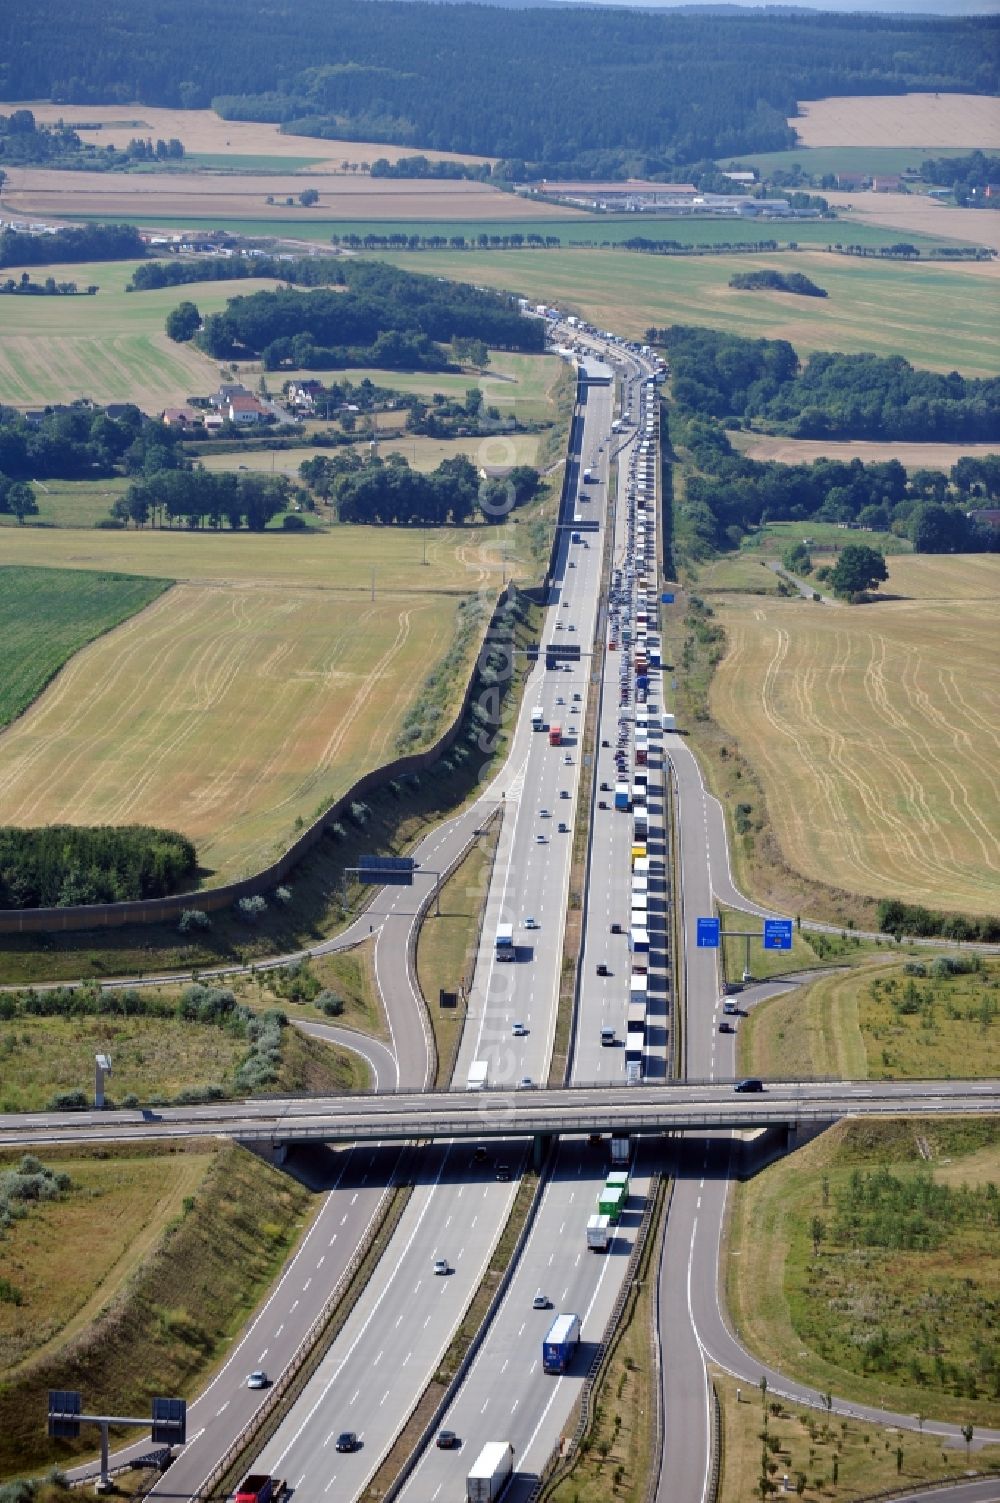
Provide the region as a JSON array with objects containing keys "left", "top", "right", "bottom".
[
  {"left": 661, "top": 592, "right": 675, "bottom": 604},
  {"left": 359, "top": 854, "right": 414, "bottom": 872},
  {"left": 696, "top": 917, "right": 720, "bottom": 948},
  {"left": 152, "top": 1397, "right": 187, "bottom": 1446},
  {"left": 763, "top": 919, "right": 794, "bottom": 951}
]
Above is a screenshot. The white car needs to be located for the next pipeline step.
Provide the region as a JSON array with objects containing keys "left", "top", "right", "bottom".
[
  {"left": 247, "top": 1371, "right": 268, "bottom": 1390},
  {"left": 524, "top": 916, "right": 539, "bottom": 930},
  {"left": 535, "top": 833, "right": 548, "bottom": 844},
  {"left": 512, "top": 1021, "right": 529, "bottom": 1037},
  {"left": 433, "top": 1258, "right": 450, "bottom": 1276},
  {"left": 517, "top": 1076, "right": 535, "bottom": 1090},
  {"left": 539, "top": 807, "right": 550, "bottom": 818}
]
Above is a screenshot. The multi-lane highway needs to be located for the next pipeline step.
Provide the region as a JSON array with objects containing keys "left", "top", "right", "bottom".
[{"left": 32, "top": 319, "right": 999, "bottom": 1502}]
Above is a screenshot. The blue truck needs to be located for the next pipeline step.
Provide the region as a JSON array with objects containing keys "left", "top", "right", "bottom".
[{"left": 542, "top": 1312, "right": 582, "bottom": 1374}]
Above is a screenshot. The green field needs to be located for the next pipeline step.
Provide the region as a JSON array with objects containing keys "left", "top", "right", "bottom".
[
  {"left": 737, "top": 520, "right": 914, "bottom": 557},
  {"left": 0, "top": 259, "right": 274, "bottom": 409},
  {"left": 184, "top": 151, "right": 328, "bottom": 172},
  {"left": 61, "top": 210, "right": 965, "bottom": 252},
  {"left": 727, "top": 1118, "right": 1000, "bottom": 1428},
  {"left": 373, "top": 248, "right": 998, "bottom": 374},
  {"left": 0, "top": 476, "right": 130, "bottom": 530},
  {"left": 718, "top": 146, "right": 975, "bottom": 179},
  {"left": 0, "top": 565, "right": 170, "bottom": 729}
]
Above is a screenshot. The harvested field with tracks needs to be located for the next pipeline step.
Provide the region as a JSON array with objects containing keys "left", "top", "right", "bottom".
[
  {"left": 0, "top": 579, "right": 470, "bottom": 882},
  {"left": 730, "top": 434, "right": 1000, "bottom": 470},
  {"left": 710, "top": 556, "right": 1000, "bottom": 916}
]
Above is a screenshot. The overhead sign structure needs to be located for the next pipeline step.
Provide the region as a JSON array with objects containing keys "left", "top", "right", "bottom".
[
  {"left": 763, "top": 919, "right": 794, "bottom": 951},
  {"left": 696, "top": 917, "right": 720, "bottom": 949},
  {"left": 48, "top": 1391, "right": 81, "bottom": 1439},
  {"left": 357, "top": 854, "right": 415, "bottom": 886},
  {"left": 546, "top": 644, "right": 581, "bottom": 662},
  {"left": 151, "top": 1397, "right": 187, "bottom": 1446}
]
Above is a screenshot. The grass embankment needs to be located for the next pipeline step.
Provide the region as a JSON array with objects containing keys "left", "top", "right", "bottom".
[
  {"left": 0, "top": 1142, "right": 316, "bottom": 1478},
  {"left": 0, "top": 566, "right": 170, "bottom": 730},
  {"left": 726, "top": 1118, "right": 1000, "bottom": 1430},
  {"left": 545, "top": 1177, "right": 666, "bottom": 1503},
  {"left": 0, "top": 983, "right": 366, "bottom": 1113},
  {"left": 660, "top": 591, "right": 879, "bottom": 932},
  {"left": 0, "top": 595, "right": 544, "bottom": 987},
  {"left": 714, "top": 1367, "right": 1000, "bottom": 1503},
  {"left": 366, "top": 1170, "right": 538, "bottom": 1497},
  {"left": 739, "top": 954, "right": 1000, "bottom": 1083},
  {"left": 416, "top": 819, "right": 500, "bottom": 1087}
]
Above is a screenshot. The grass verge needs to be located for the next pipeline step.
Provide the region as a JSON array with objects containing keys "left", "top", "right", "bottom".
[
  {"left": 0, "top": 1142, "right": 316, "bottom": 1479},
  {"left": 718, "top": 906, "right": 885, "bottom": 988},
  {"left": 365, "top": 1169, "right": 539, "bottom": 1496},
  {"left": 544, "top": 1176, "right": 667, "bottom": 1503},
  {"left": 416, "top": 817, "right": 501, "bottom": 1088},
  {"left": 739, "top": 954, "right": 1000, "bottom": 1083},
  {"left": 725, "top": 1117, "right": 1000, "bottom": 1431},
  {"left": 713, "top": 1366, "right": 1000, "bottom": 1503}
]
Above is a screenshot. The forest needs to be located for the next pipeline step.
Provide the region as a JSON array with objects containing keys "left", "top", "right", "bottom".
[
  {"left": 673, "top": 410, "right": 999, "bottom": 558},
  {"left": 0, "top": 824, "right": 197, "bottom": 909},
  {"left": 198, "top": 262, "right": 543, "bottom": 368},
  {"left": 1, "top": 2, "right": 995, "bottom": 174},
  {"left": 919, "top": 151, "right": 1000, "bottom": 205},
  {"left": 0, "top": 223, "right": 146, "bottom": 270},
  {"left": 658, "top": 326, "right": 1000, "bottom": 442}
]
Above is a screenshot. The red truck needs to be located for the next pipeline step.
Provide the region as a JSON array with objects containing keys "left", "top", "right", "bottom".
[
  {"left": 548, "top": 723, "right": 562, "bottom": 747},
  {"left": 236, "top": 1476, "right": 284, "bottom": 1503}
]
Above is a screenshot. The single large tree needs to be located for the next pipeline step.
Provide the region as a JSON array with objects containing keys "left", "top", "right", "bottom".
[
  {"left": 829, "top": 543, "right": 889, "bottom": 599},
  {"left": 165, "top": 300, "right": 201, "bottom": 343}
]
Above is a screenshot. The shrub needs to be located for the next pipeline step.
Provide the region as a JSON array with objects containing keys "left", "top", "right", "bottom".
[
  {"left": 237, "top": 894, "right": 267, "bottom": 923},
  {"left": 317, "top": 990, "right": 344, "bottom": 1017},
  {"left": 274, "top": 885, "right": 293, "bottom": 905},
  {"left": 45, "top": 1090, "right": 88, "bottom": 1111},
  {"left": 178, "top": 908, "right": 212, "bottom": 933}
]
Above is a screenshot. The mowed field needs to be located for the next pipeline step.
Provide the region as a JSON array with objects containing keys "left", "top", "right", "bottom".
[
  {"left": 710, "top": 555, "right": 1000, "bottom": 916},
  {"left": 790, "top": 93, "right": 1000, "bottom": 149},
  {"left": 377, "top": 248, "right": 999, "bottom": 375},
  {"left": 824, "top": 189, "right": 1000, "bottom": 256},
  {"left": 0, "top": 259, "right": 274, "bottom": 409},
  {"left": 0, "top": 578, "right": 471, "bottom": 881},
  {"left": 730, "top": 433, "right": 1000, "bottom": 470},
  {"left": 197, "top": 430, "right": 543, "bottom": 480},
  {"left": 1, "top": 165, "right": 576, "bottom": 224}
]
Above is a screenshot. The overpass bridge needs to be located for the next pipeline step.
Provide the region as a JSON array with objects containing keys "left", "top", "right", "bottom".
[{"left": 2, "top": 1078, "right": 997, "bottom": 1152}]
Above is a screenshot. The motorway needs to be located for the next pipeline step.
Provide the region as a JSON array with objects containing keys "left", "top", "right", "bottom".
[
  {"left": 35, "top": 325, "right": 1000, "bottom": 1501},
  {"left": 244, "top": 350, "right": 622, "bottom": 1496}
]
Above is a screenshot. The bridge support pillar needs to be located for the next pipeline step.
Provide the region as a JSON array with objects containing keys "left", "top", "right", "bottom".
[{"left": 532, "top": 1133, "right": 551, "bottom": 1172}]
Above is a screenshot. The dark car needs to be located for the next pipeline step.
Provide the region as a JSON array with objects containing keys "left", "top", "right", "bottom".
[
  {"left": 719, "top": 1021, "right": 734, "bottom": 1034},
  {"left": 611, "top": 922, "right": 621, "bottom": 934},
  {"left": 734, "top": 1078, "right": 764, "bottom": 1093},
  {"left": 436, "top": 1429, "right": 460, "bottom": 1450},
  {"left": 336, "top": 1431, "right": 360, "bottom": 1452},
  {"left": 596, "top": 962, "right": 609, "bottom": 976}
]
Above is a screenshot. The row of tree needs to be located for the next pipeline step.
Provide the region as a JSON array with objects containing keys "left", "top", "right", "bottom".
[
  {"left": 298, "top": 448, "right": 542, "bottom": 525},
  {"left": 112, "top": 469, "right": 292, "bottom": 531},
  {"left": 0, "top": 110, "right": 183, "bottom": 169},
  {"left": 0, "top": 222, "right": 145, "bottom": 270},
  {"left": 128, "top": 253, "right": 347, "bottom": 292},
  {"left": 5, "top": 0, "right": 991, "bottom": 170},
  {"left": 0, "top": 824, "right": 197, "bottom": 909},
  {"left": 659, "top": 325, "right": 1000, "bottom": 442}
]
